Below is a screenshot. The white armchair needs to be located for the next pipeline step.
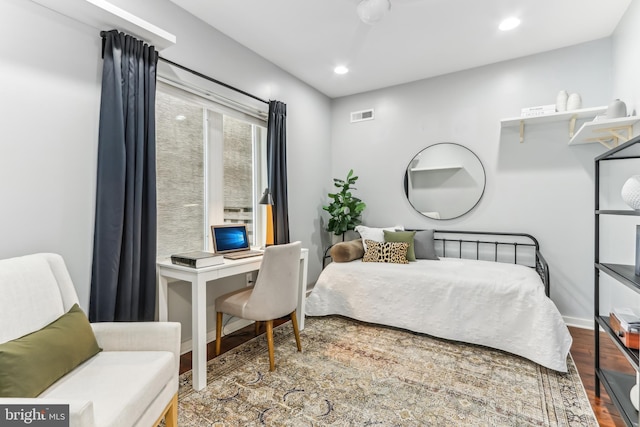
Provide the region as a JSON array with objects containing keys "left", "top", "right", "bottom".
[{"left": 0, "top": 253, "right": 180, "bottom": 427}]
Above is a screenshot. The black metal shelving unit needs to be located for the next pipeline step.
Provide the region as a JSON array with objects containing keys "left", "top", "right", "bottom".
[{"left": 595, "top": 135, "right": 640, "bottom": 427}]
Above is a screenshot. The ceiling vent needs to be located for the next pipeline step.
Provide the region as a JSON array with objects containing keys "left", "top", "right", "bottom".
[{"left": 350, "top": 109, "right": 375, "bottom": 123}]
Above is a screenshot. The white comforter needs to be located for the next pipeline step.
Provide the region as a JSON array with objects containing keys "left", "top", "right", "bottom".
[{"left": 305, "top": 258, "right": 572, "bottom": 372}]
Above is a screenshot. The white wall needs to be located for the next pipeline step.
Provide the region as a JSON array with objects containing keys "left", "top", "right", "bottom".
[
  {"left": 613, "top": 0, "right": 640, "bottom": 119},
  {"left": 0, "top": 0, "right": 101, "bottom": 309},
  {"left": 0, "top": 0, "right": 332, "bottom": 343},
  {"left": 596, "top": 1, "right": 640, "bottom": 318},
  {"left": 330, "top": 39, "right": 613, "bottom": 325}
]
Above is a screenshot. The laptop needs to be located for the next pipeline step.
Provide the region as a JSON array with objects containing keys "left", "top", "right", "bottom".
[{"left": 211, "top": 224, "right": 263, "bottom": 260}]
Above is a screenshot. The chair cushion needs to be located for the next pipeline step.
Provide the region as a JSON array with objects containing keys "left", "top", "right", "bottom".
[
  {"left": 216, "top": 287, "right": 255, "bottom": 319},
  {"left": 40, "top": 351, "right": 175, "bottom": 427},
  {"left": 0, "top": 255, "right": 66, "bottom": 343},
  {"left": 0, "top": 304, "right": 101, "bottom": 397}
]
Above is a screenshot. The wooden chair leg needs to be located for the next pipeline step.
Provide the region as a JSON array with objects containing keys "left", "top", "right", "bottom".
[
  {"left": 215, "top": 312, "right": 223, "bottom": 356},
  {"left": 164, "top": 393, "right": 178, "bottom": 427},
  {"left": 290, "top": 311, "right": 302, "bottom": 352},
  {"left": 153, "top": 393, "right": 177, "bottom": 427},
  {"left": 255, "top": 321, "right": 261, "bottom": 336},
  {"left": 266, "top": 319, "right": 275, "bottom": 371}
]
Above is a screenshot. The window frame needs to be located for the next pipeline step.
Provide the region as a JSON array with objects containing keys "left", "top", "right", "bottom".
[{"left": 155, "top": 79, "right": 268, "bottom": 256}]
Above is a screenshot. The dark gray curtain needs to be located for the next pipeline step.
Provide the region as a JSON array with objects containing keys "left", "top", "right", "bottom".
[
  {"left": 90, "top": 30, "right": 158, "bottom": 322},
  {"left": 266, "top": 101, "right": 290, "bottom": 244}
]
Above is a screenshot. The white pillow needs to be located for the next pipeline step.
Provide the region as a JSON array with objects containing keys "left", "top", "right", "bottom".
[{"left": 355, "top": 225, "right": 405, "bottom": 251}]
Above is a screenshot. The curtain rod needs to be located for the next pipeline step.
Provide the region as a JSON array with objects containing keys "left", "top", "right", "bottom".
[{"left": 158, "top": 57, "right": 269, "bottom": 105}]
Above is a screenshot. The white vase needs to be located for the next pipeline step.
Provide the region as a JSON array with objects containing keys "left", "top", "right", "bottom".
[
  {"left": 607, "top": 99, "right": 627, "bottom": 119},
  {"left": 567, "top": 93, "right": 582, "bottom": 111},
  {"left": 621, "top": 176, "right": 640, "bottom": 210},
  {"left": 555, "top": 90, "right": 568, "bottom": 112}
]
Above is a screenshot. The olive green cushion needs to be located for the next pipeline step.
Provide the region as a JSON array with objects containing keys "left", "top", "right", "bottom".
[
  {"left": 0, "top": 303, "right": 101, "bottom": 397},
  {"left": 384, "top": 230, "right": 417, "bottom": 261}
]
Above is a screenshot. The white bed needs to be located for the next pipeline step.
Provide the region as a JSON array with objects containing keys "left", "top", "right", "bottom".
[{"left": 305, "top": 257, "right": 572, "bottom": 372}]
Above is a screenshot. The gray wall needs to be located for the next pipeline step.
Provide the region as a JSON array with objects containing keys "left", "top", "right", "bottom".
[
  {"left": 0, "top": 0, "right": 332, "bottom": 337},
  {"left": 330, "top": 39, "right": 613, "bottom": 325},
  {"left": 613, "top": 0, "right": 640, "bottom": 119},
  {"left": 596, "top": 1, "right": 640, "bottom": 317}
]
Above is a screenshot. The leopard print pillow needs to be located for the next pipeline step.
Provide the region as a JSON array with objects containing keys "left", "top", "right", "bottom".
[{"left": 362, "top": 240, "right": 409, "bottom": 264}]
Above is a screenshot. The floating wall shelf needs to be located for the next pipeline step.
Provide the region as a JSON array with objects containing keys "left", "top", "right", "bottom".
[
  {"left": 410, "top": 165, "right": 462, "bottom": 172},
  {"left": 568, "top": 116, "right": 639, "bottom": 150},
  {"left": 30, "top": 0, "right": 176, "bottom": 50},
  {"left": 500, "top": 106, "right": 607, "bottom": 143}
]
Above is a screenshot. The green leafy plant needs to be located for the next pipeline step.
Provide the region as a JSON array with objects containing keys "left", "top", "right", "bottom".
[{"left": 323, "top": 169, "right": 366, "bottom": 236}]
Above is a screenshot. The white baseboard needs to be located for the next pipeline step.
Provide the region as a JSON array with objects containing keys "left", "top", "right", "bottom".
[
  {"left": 179, "top": 318, "right": 254, "bottom": 355},
  {"left": 563, "top": 316, "right": 595, "bottom": 330}
]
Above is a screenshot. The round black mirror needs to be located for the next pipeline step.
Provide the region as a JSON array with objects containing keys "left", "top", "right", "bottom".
[{"left": 403, "top": 143, "right": 486, "bottom": 220}]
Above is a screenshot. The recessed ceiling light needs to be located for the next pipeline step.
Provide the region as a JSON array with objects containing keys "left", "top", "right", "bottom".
[
  {"left": 499, "top": 17, "right": 521, "bottom": 31},
  {"left": 175, "top": 114, "right": 187, "bottom": 121},
  {"left": 334, "top": 65, "right": 349, "bottom": 75}
]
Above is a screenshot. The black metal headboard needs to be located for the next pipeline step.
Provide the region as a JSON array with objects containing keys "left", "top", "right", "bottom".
[{"left": 323, "top": 229, "right": 550, "bottom": 297}]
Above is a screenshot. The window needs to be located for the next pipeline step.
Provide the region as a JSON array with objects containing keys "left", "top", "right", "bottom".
[{"left": 155, "top": 82, "right": 267, "bottom": 258}]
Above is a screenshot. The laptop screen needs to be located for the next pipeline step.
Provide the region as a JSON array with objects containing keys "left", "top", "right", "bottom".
[{"left": 211, "top": 224, "right": 250, "bottom": 254}]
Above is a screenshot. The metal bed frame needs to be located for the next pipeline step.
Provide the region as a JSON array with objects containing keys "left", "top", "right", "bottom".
[{"left": 323, "top": 230, "right": 550, "bottom": 297}]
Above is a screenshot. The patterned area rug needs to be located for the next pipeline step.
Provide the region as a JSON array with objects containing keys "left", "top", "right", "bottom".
[{"left": 177, "top": 316, "right": 596, "bottom": 426}]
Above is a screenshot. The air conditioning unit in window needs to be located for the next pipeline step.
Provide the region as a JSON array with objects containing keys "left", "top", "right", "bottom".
[{"left": 350, "top": 109, "right": 374, "bottom": 123}]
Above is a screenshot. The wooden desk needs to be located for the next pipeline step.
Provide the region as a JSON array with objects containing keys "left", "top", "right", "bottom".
[{"left": 157, "top": 249, "right": 308, "bottom": 391}]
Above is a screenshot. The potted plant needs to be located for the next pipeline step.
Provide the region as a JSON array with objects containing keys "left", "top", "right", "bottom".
[{"left": 323, "top": 169, "right": 366, "bottom": 242}]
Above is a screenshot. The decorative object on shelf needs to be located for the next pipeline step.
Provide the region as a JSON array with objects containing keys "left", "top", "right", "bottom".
[
  {"left": 520, "top": 104, "right": 555, "bottom": 118},
  {"left": 356, "top": 0, "right": 391, "bottom": 25},
  {"left": 555, "top": 90, "right": 568, "bottom": 112},
  {"left": 607, "top": 99, "right": 627, "bottom": 119},
  {"left": 323, "top": 169, "right": 366, "bottom": 241},
  {"left": 621, "top": 175, "right": 640, "bottom": 210},
  {"left": 567, "top": 93, "right": 582, "bottom": 111}
]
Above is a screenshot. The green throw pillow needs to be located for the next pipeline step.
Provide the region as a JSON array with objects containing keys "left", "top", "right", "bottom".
[
  {"left": 384, "top": 230, "right": 417, "bottom": 261},
  {"left": 0, "top": 303, "right": 101, "bottom": 397}
]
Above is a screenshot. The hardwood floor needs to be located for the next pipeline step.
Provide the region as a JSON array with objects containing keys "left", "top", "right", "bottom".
[
  {"left": 179, "top": 318, "right": 288, "bottom": 375},
  {"left": 180, "top": 321, "right": 631, "bottom": 426},
  {"left": 569, "top": 325, "right": 633, "bottom": 427}
]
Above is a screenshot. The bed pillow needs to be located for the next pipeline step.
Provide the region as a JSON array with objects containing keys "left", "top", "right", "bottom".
[
  {"left": 414, "top": 229, "right": 439, "bottom": 260},
  {"left": 0, "top": 303, "right": 101, "bottom": 397},
  {"left": 383, "top": 230, "right": 416, "bottom": 261},
  {"left": 355, "top": 225, "right": 405, "bottom": 251},
  {"left": 362, "top": 240, "right": 409, "bottom": 264},
  {"left": 330, "top": 239, "right": 365, "bottom": 262}
]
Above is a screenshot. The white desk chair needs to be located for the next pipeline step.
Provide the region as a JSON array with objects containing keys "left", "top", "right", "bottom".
[{"left": 215, "top": 241, "right": 302, "bottom": 371}]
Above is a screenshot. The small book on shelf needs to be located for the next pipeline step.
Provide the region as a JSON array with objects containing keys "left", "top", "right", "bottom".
[
  {"left": 610, "top": 311, "right": 640, "bottom": 350},
  {"left": 170, "top": 251, "right": 223, "bottom": 268}
]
